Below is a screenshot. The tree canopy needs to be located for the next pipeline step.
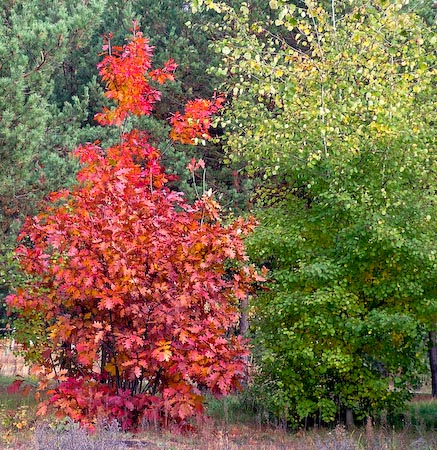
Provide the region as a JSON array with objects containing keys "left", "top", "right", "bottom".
[
  {"left": 195, "top": 0, "right": 437, "bottom": 424},
  {"left": 2, "top": 0, "right": 436, "bottom": 430}
]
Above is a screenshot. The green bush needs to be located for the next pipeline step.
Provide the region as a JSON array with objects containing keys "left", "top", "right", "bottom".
[{"left": 385, "top": 400, "right": 437, "bottom": 431}]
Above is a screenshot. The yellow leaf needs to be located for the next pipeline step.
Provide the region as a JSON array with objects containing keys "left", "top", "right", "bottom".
[{"left": 152, "top": 340, "right": 172, "bottom": 362}]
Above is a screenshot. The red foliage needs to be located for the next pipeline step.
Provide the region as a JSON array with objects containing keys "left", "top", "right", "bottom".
[
  {"left": 94, "top": 26, "right": 177, "bottom": 126},
  {"left": 7, "top": 379, "right": 24, "bottom": 394},
  {"left": 6, "top": 28, "right": 263, "bottom": 431},
  {"left": 170, "top": 96, "right": 225, "bottom": 145}
]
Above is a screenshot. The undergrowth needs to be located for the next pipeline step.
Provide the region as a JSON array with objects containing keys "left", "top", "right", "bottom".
[{"left": 1, "top": 375, "right": 436, "bottom": 449}]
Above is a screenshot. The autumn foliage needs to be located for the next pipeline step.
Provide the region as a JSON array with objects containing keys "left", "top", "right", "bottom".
[
  {"left": 94, "top": 27, "right": 177, "bottom": 126},
  {"left": 170, "top": 96, "right": 225, "bottom": 145},
  {"left": 6, "top": 27, "right": 261, "bottom": 431}
]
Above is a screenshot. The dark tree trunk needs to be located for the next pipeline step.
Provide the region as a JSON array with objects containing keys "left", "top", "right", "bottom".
[
  {"left": 239, "top": 296, "right": 250, "bottom": 385},
  {"left": 345, "top": 408, "right": 354, "bottom": 428},
  {"left": 429, "top": 331, "right": 437, "bottom": 397},
  {"left": 239, "top": 296, "right": 249, "bottom": 337}
]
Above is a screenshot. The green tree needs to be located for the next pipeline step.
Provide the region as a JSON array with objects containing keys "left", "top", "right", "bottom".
[
  {"left": 0, "top": 0, "right": 109, "bottom": 328},
  {"left": 195, "top": 0, "right": 437, "bottom": 424},
  {"left": 0, "top": 0, "right": 106, "bottom": 240}
]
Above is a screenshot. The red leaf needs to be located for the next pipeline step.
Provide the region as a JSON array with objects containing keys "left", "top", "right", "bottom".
[
  {"left": 178, "top": 402, "right": 194, "bottom": 420},
  {"left": 7, "top": 379, "right": 23, "bottom": 394},
  {"left": 170, "top": 96, "right": 224, "bottom": 145}
]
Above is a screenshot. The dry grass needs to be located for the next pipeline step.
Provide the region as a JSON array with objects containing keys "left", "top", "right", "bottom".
[{"left": 1, "top": 416, "right": 436, "bottom": 450}]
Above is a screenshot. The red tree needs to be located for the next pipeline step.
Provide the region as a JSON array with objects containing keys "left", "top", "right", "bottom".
[{"left": 6, "top": 27, "right": 262, "bottom": 431}]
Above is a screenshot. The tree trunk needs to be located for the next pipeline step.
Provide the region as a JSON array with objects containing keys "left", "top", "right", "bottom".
[
  {"left": 345, "top": 408, "right": 354, "bottom": 428},
  {"left": 429, "top": 331, "right": 437, "bottom": 397},
  {"left": 239, "top": 296, "right": 249, "bottom": 337},
  {"left": 240, "top": 296, "right": 250, "bottom": 385}
]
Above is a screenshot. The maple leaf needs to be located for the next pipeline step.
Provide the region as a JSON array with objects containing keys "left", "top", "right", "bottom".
[
  {"left": 99, "top": 297, "right": 115, "bottom": 310},
  {"left": 178, "top": 329, "right": 190, "bottom": 344},
  {"left": 178, "top": 402, "right": 194, "bottom": 420},
  {"left": 124, "top": 399, "right": 135, "bottom": 411},
  {"left": 149, "top": 58, "right": 178, "bottom": 84},
  {"left": 187, "top": 157, "right": 205, "bottom": 172},
  {"left": 94, "top": 31, "right": 178, "bottom": 126},
  {"left": 36, "top": 402, "right": 48, "bottom": 417},
  {"left": 152, "top": 340, "right": 172, "bottom": 362}
]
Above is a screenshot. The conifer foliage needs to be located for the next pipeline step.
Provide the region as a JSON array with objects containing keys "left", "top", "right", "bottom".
[{"left": 6, "top": 27, "right": 261, "bottom": 431}]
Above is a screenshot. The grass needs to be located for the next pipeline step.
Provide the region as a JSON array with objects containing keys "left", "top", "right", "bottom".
[
  {"left": 0, "top": 375, "right": 436, "bottom": 449},
  {"left": 4, "top": 419, "right": 436, "bottom": 450},
  {"left": 0, "top": 375, "right": 39, "bottom": 445}
]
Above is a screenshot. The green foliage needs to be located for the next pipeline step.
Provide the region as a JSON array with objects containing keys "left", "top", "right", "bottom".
[
  {"left": 205, "top": 393, "right": 258, "bottom": 424},
  {"left": 0, "top": 0, "right": 106, "bottom": 239},
  {"left": 0, "top": 0, "right": 109, "bottom": 327},
  {"left": 403, "top": 0, "right": 437, "bottom": 25},
  {"left": 198, "top": 0, "right": 437, "bottom": 425},
  {"left": 387, "top": 400, "right": 437, "bottom": 431}
]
